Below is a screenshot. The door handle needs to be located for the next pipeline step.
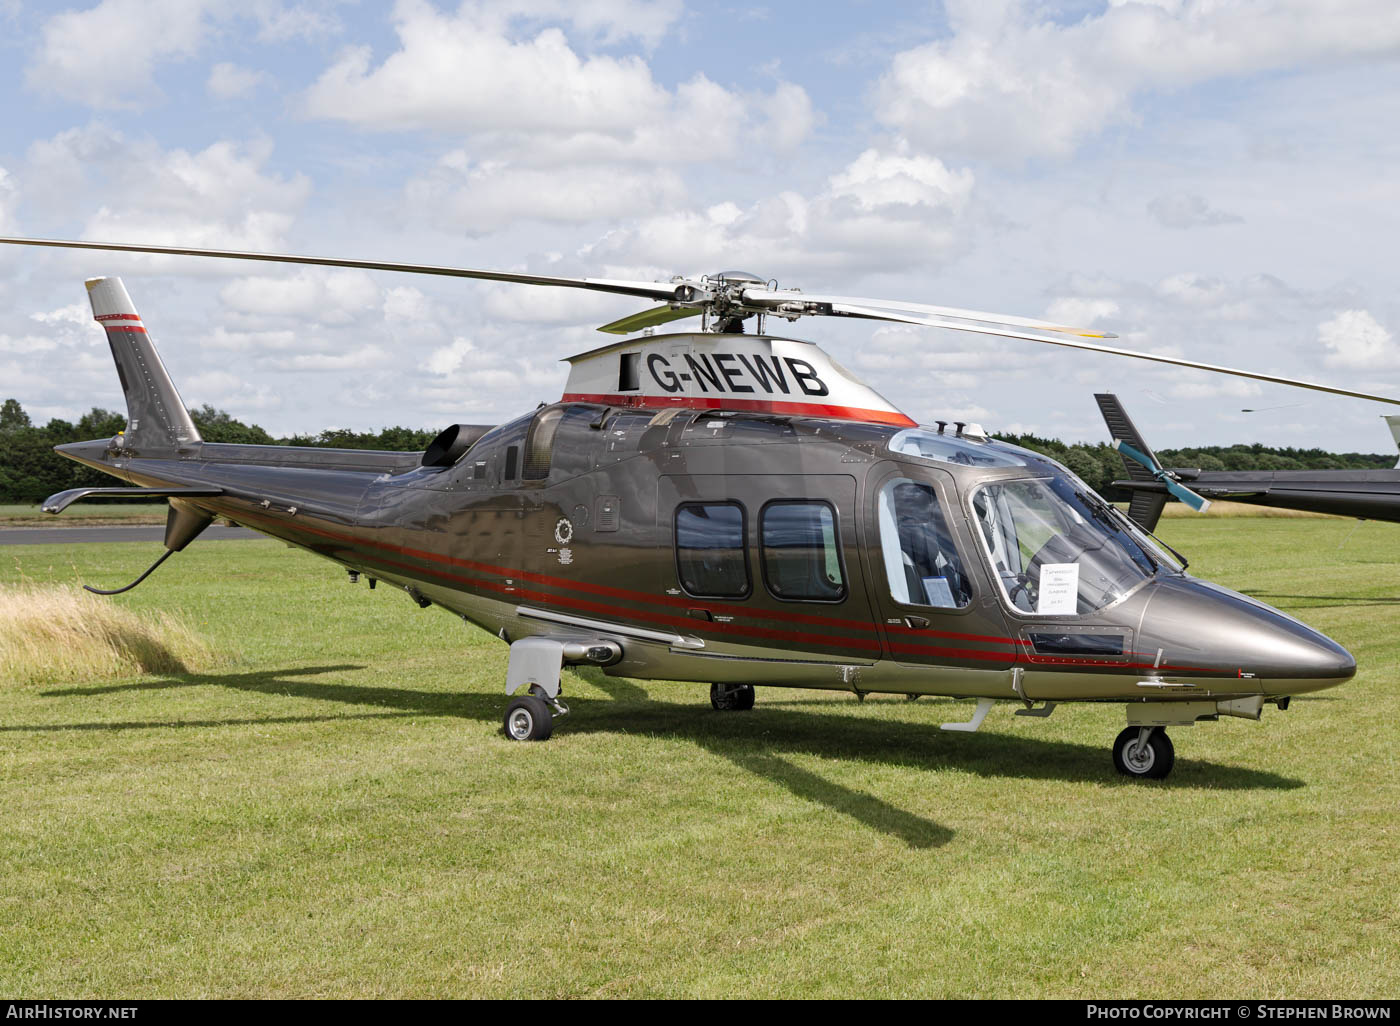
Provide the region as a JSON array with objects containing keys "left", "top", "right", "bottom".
[{"left": 904, "top": 616, "right": 930, "bottom": 629}]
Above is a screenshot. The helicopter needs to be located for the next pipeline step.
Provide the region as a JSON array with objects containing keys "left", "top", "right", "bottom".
[
  {"left": 0, "top": 236, "right": 1386, "bottom": 781},
  {"left": 1097, "top": 393, "right": 1400, "bottom": 531}
]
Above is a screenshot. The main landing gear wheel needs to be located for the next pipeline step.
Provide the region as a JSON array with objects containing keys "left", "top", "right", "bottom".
[
  {"left": 1113, "top": 726, "right": 1175, "bottom": 780},
  {"left": 710, "top": 683, "right": 755, "bottom": 711},
  {"left": 504, "top": 695, "right": 553, "bottom": 741}
]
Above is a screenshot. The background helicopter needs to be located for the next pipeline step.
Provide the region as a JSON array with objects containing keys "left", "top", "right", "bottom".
[
  {"left": 1098, "top": 393, "right": 1400, "bottom": 530},
  {"left": 0, "top": 235, "right": 1389, "bottom": 780}
]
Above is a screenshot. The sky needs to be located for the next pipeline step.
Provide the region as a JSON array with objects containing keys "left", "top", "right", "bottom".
[{"left": 2, "top": 0, "right": 1399, "bottom": 450}]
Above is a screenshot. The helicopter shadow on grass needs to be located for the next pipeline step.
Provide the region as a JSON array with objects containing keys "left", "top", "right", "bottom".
[
  {"left": 42, "top": 662, "right": 1303, "bottom": 849},
  {"left": 27, "top": 665, "right": 417, "bottom": 733}
]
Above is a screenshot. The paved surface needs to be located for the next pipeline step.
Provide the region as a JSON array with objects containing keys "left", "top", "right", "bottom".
[{"left": 0, "top": 525, "right": 262, "bottom": 546}]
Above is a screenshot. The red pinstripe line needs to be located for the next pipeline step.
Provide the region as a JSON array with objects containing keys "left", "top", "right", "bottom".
[
  {"left": 561, "top": 391, "right": 917, "bottom": 427},
  {"left": 229, "top": 507, "right": 1221, "bottom": 671}
]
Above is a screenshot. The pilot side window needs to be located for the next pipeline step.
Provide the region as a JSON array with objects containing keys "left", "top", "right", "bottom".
[
  {"left": 761, "top": 501, "right": 845, "bottom": 602},
  {"left": 878, "top": 479, "right": 972, "bottom": 609},
  {"left": 675, "top": 502, "right": 749, "bottom": 598}
]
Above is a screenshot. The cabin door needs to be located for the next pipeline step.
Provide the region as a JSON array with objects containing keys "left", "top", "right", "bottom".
[{"left": 861, "top": 462, "right": 1017, "bottom": 671}]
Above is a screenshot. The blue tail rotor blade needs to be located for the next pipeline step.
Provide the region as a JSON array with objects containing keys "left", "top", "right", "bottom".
[
  {"left": 1113, "top": 439, "right": 1157, "bottom": 472},
  {"left": 1164, "top": 478, "right": 1212, "bottom": 513},
  {"left": 1113, "top": 439, "right": 1212, "bottom": 513}
]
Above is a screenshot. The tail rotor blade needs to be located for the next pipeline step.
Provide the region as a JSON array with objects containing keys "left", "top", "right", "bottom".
[{"left": 1114, "top": 440, "right": 1212, "bottom": 514}]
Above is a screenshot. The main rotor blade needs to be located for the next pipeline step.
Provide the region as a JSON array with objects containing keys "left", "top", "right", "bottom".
[
  {"left": 0, "top": 236, "right": 683, "bottom": 303},
  {"left": 743, "top": 286, "right": 1118, "bottom": 339},
  {"left": 597, "top": 305, "right": 701, "bottom": 335},
  {"left": 827, "top": 302, "right": 1400, "bottom": 407}
]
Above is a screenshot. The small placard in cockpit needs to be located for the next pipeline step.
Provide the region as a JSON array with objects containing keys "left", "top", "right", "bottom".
[
  {"left": 1037, "top": 563, "right": 1079, "bottom": 615},
  {"left": 921, "top": 576, "right": 956, "bottom": 608}
]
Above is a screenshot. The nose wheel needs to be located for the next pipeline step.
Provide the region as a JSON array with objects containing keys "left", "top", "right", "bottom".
[
  {"left": 1113, "top": 726, "right": 1175, "bottom": 780},
  {"left": 710, "top": 683, "right": 755, "bottom": 711}
]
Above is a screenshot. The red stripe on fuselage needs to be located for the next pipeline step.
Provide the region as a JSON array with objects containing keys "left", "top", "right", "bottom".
[
  {"left": 225, "top": 505, "right": 1214, "bottom": 672},
  {"left": 561, "top": 391, "right": 917, "bottom": 427}
]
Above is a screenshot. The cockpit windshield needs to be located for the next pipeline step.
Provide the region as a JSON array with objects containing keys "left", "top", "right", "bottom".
[{"left": 972, "top": 476, "right": 1159, "bottom": 616}]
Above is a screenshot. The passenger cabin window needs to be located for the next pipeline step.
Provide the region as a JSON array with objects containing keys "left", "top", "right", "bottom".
[
  {"left": 523, "top": 407, "right": 564, "bottom": 480},
  {"left": 878, "top": 479, "right": 972, "bottom": 609},
  {"left": 675, "top": 503, "right": 749, "bottom": 598},
  {"left": 761, "top": 502, "right": 845, "bottom": 601}
]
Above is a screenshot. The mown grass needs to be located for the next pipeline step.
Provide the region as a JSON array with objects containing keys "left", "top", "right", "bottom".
[{"left": 0, "top": 517, "right": 1396, "bottom": 998}]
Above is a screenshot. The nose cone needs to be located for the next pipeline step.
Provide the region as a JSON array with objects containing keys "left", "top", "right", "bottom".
[{"left": 1139, "top": 576, "right": 1355, "bottom": 692}]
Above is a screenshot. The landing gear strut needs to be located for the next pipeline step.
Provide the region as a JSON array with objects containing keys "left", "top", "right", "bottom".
[
  {"left": 1112, "top": 726, "right": 1175, "bottom": 780},
  {"left": 710, "top": 683, "right": 755, "bottom": 711}
]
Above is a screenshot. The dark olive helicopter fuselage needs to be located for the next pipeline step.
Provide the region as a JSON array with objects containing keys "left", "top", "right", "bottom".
[
  {"left": 18, "top": 254, "right": 1374, "bottom": 780},
  {"left": 57, "top": 383, "right": 1354, "bottom": 707}
]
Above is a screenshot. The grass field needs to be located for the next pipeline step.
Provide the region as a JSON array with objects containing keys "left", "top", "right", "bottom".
[{"left": 0, "top": 517, "right": 1397, "bottom": 998}]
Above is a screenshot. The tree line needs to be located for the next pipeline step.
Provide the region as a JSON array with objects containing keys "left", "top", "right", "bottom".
[
  {"left": 0, "top": 399, "right": 438, "bottom": 503},
  {"left": 0, "top": 397, "right": 1394, "bottom": 503},
  {"left": 994, "top": 431, "right": 1395, "bottom": 500}
]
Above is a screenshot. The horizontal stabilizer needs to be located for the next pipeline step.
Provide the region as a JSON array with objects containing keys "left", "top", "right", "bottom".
[{"left": 42, "top": 486, "right": 223, "bottom": 514}]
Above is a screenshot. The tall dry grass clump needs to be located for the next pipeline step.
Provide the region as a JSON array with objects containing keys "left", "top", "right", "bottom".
[{"left": 0, "top": 582, "right": 219, "bottom": 685}]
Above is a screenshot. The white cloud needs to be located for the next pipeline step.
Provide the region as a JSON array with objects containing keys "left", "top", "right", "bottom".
[
  {"left": 1147, "top": 193, "right": 1243, "bottom": 229},
  {"left": 26, "top": 2, "right": 339, "bottom": 109},
  {"left": 582, "top": 144, "right": 976, "bottom": 275},
  {"left": 219, "top": 269, "right": 381, "bottom": 325},
  {"left": 875, "top": 0, "right": 1400, "bottom": 159},
  {"left": 25, "top": 128, "right": 309, "bottom": 256},
  {"left": 763, "top": 81, "right": 817, "bottom": 152},
  {"left": 491, "top": 0, "right": 683, "bottom": 48},
  {"left": 0, "top": 166, "right": 15, "bottom": 233},
  {"left": 207, "top": 62, "right": 269, "bottom": 99},
  {"left": 185, "top": 370, "right": 284, "bottom": 412},
  {"left": 425, "top": 337, "right": 476, "bottom": 376},
  {"left": 1319, "top": 309, "right": 1395, "bottom": 369},
  {"left": 301, "top": 0, "right": 811, "bottom": 162},
  {"left": 30, "top": 301, "right": 94, "bottom": 330},
  {"left": 264, "top": 345, "right": 389, "bottom": 371},
  {"left": 27, "top": 0, "right": 212, "bottom": 109},
  {"left": 827, "top": 147, "right": 974, "bottom": 213},
  {"left": 1046, "top": 298, "right": 1120, "bottom": 327},
  {"left": 405, "top": 155, "right": 688, "bottom": 233},
  {"left": 303, "top": 2, "right": 683, "bottom": 135}
]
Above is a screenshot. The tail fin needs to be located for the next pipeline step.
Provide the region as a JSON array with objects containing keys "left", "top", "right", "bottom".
[
  {"left": 1094, "top": 393, "right": 1169, "bottom": 532},
  {"left": 86, "top": 276, "right": 200, "bottom": 451},
  {"left": 1385, "top": 415, "right": 1400, "bottom": 469}
]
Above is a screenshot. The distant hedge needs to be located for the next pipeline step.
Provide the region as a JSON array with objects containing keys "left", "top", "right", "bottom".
[
  {"left": 994, "top": 431, "right": 1394, "bottom": 499},
  {"left": 0, "top": 398, "right": 438, "bottom": 503}
]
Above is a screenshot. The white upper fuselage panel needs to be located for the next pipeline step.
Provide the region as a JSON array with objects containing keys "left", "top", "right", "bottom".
[{"left": 561, "top": 332, "right": 914, "bottom": 427}]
